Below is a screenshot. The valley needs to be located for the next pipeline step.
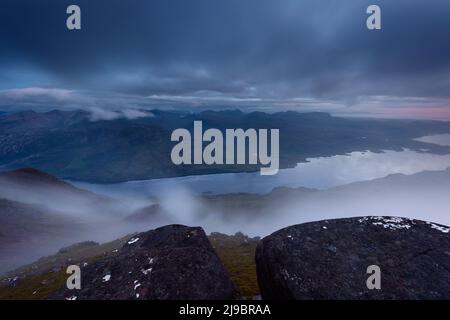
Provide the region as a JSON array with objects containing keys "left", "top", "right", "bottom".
[{"left": 2, "top": 109, "right": 450, "bottom": 183}]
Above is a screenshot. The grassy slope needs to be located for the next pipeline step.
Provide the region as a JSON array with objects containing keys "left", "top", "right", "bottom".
[
  {"left": 209, "top": 233, "right": 260, "bottom": 298},
  {"left": 0, "top": 233, "right": 260, "bottom": 300},
  {"left": 0, "top": 236, "right": 131, "bottom": 300}
]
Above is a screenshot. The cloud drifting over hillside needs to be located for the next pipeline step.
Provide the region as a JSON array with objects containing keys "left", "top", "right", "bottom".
[{"left": 1, "top": 0, "right": 450, "bottom": 119}]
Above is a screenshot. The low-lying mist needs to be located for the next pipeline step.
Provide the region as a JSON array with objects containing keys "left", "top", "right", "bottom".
[
  {"left": 1, "top": 167, "right": 450, "bottom": 273},
  {"left": 153, "top": 168, "right": 450, "bottom": 237}
]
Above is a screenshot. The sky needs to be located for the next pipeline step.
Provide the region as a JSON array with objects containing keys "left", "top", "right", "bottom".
[{"left": 1, "top": 0, "right": 450, "bottom": 119}]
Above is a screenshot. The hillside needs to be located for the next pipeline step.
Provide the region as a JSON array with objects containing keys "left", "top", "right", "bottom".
[
  {"left": 0, "top": 231, "right": 259, "bottom": 299},
  {"left": 2, "top": 217, "right": 449, "bottom": 300},
  {"left": 0, "top": 168, "right": 133, "bottom": 272},
  {"left": 1, "top": 110, "right": 450, "bottom": 182}
]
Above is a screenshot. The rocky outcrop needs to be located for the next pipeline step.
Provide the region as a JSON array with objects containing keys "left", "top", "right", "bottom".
[
  {"left": 51, "top": 225, "right": 240, "bottom": 300},
  {"left": 256, "top": 216, "right": 450, "bottom": 300}
]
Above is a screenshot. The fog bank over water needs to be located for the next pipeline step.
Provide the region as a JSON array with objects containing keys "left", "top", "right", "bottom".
[
  {"left": 73, "top": 149, "right": 450, "bottom": 197},
  {"left": 414, "top": 134, "right": 450, "bottom": 147},
  {"left": 142, "top": 168, "right": 450, "bottom": 237},
  {"left": 3, "top": 148, "right": 450, "bottom": 272},
  {"left": 67, "top": 148, "right": 450, "bottom": 238}
]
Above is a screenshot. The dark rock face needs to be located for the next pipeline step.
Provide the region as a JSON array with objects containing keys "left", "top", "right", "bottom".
[
  {"left": 256, "top": 216, "right": 450, "bottom": 300},
  {"left": 51, "top": 225, "right": 240, "bottom": 300}
]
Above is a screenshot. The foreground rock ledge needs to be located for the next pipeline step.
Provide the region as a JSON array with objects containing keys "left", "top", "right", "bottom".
[
  {"left": 51, "top": 225, "right": 240, "bottom": 300},
  {"left": 256, "top": 216, "right": 450, "bottom": 300}
]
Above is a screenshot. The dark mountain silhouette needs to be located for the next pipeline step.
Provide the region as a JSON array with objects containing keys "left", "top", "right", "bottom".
[
  {"left": 0, "top": 197, "right": 81, "bottom": 274},
  {"left": 0, "top": 198, "right": 76, "bottom": 247},
  {"left": 1, "top": 109, "right": 450, "bottom": 182},
  {"left": 0, "top": 168, "right": 128, "bottom": 273},
  {"left": 0, "top": 167, "right": 115, "bottom": 204}
]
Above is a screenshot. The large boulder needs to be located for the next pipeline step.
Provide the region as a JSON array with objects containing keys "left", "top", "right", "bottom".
[
  {"left": 256, "top": 216, "right": 450, "bottom": 299},
  {"left": 51, "top": 225, "right": 240, "bottom": 300}
]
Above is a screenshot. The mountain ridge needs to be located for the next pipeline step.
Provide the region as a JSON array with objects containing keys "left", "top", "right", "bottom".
[{"left": 2, "top": 109, "right": 450, "bottom": 182}]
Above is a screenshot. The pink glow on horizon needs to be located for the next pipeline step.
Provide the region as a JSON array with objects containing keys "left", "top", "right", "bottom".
[{"left": 368, "top": 106, "right": 450, "bottom": 121}]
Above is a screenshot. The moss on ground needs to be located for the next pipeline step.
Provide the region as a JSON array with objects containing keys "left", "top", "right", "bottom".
[
  {"left": 209, "top": 233, "right": 260, "bottom": 298},
  {"left": 0, "top": 235, "right": 132, "bottom": 300},
  {"left": 0, "top": 232, "right": 260, "bottom": 300},
  {"left": 0, "top": 270, "right": 67, "bottom": 300}
]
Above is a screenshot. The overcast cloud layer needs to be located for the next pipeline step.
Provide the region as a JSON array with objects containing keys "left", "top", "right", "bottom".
[{"left": 1, "top": 0, "right": 450, "bottom": 119}]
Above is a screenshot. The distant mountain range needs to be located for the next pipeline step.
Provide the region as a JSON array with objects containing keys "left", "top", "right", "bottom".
[{"left": 1, "top": 109, "right": 450, "bottom": 182}]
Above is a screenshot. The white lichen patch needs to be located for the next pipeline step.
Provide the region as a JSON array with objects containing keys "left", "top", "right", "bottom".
[
  {"left": 141, "top": 267, "right": 152, "bottom": 275},
  {"left": 133, "top": 280, "right": 142, "bottom": 296},
  {"left": 287, "top": 235, "right": 293, "bottom": 240},
  {"left": 281, "top": 268, "right": 299, "bottom": 282},
  {"left": 359, "top": 216, "right": 414, "bottom": 230},
  {"left": 127, "top": 237, "right": 140, "bottom": 245},
  {"left": 102, "top": 274, "right": 111, "bottom": 282},
  {"left": 427, "top": 222, "right": 450, "bottom": 233}
]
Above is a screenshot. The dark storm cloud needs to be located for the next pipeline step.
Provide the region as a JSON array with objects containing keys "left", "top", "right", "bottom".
[{"left": 1, "top": 0, "right": 450, "bottom": 118}]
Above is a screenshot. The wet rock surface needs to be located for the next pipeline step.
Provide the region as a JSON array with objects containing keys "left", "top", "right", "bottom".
[
  {"left": 51, "top": 225, "right": 240, "bottom": 300},
  {"left": 256, "top": 216, "right": 450, "bottom": 300}
]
